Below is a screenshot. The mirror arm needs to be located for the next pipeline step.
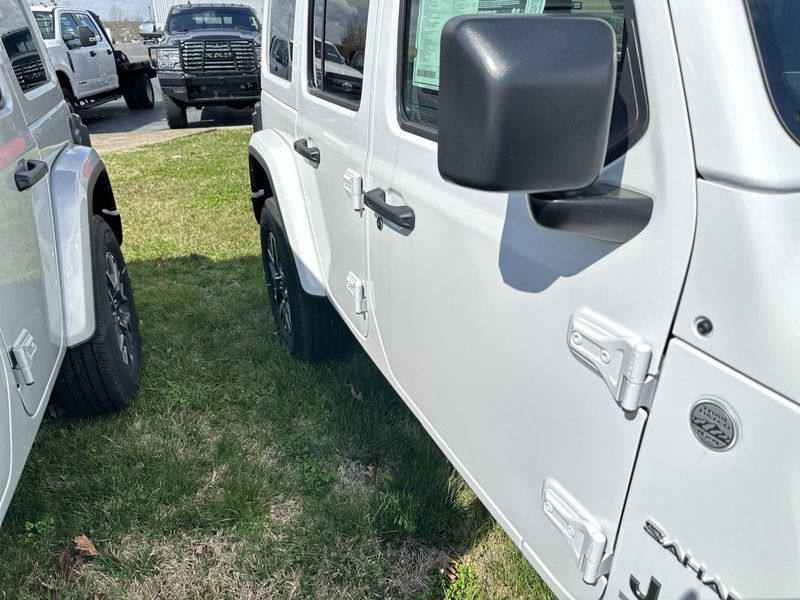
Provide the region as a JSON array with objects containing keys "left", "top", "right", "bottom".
[{"left": 529, "top": 182, "right": 653, "bottom": 244}]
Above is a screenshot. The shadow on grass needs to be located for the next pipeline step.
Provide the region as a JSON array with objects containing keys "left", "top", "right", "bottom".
[{"left": 0, "top": 252, "right": 498, "bottom": 596}]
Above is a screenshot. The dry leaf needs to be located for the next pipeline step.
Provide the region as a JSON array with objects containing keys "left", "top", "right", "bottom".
[
  {"left": 347, "top": 384, "right": 363, "bottom": 401},
  {"left": 57, "top": 545, "right": 76, "bottom": 580},
  {"left": 94, "top": 593, "right": 108, "bottom": 600},
  {"left": 74, "top": 535, "right": 98, "bottom": 558}
]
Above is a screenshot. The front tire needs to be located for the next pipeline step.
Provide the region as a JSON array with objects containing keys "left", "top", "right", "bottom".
[
  {"left": 53, "top": 216, "right": 141, "bottom": 416},
  {"left": 164, "top": 95, "right": 188, "bottom": 129},
  {"left": 260, "top": 197, "right": 340, "bottom": 361}
]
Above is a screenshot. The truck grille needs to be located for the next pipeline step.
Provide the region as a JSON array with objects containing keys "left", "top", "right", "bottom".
[
  {"left": 12, "top": 56, "right": 48, "bottom": 92},
  {"left": 180, "top": 40, "right": 258, "bottom": 74}
]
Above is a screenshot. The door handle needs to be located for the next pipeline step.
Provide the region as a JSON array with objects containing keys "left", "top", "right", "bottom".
[
  {"left": 364, "top": 188, "right": 415, "bottom": 232},
  {"left": 15, "top": 159, "right": 48, "bottom": 192},
  {"left": 90, "top": 50, "right": 97, "bottom": 57},
  {"left": 107, "top": 49, "right": 113, "bottom": 55},
  {"left": 293, "top": 139, "right": 320, "bottom": 167}
]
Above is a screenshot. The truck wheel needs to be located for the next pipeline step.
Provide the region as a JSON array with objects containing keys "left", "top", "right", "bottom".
[
  {"left": 123, "top": 86, "right": 141, "bottom": 110},
  {"left": 61, "top": 84, "right": 78, "bottom": 112},
  {"left": 260, "top": 197, "right": 341, "bottom": 361},
  {"left": 134, "top": 74, "right": 155, "bottom": 110},
  {"left": 53, "top": 216, "right": 141, "bottom": 416},
  {"left": 164, "top": 95, "right": 188, "bottom": 129}
]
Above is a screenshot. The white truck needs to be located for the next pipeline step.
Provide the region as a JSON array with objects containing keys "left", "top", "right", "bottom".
[
  {"left": 0, "top": 0, "right": 142, "bottom": 524},
  {"left": 30, "top": 5, "right": 156, "bottom": 112},
  {"left": 249, "top": 0, "right": 800, "bottom": 598}
]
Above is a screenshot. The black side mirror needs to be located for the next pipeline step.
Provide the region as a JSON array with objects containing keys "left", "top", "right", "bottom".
[
  {"left": 78, "top": 25, "right": 97, "bottom": 47},
  {"left": 437, "top": 15, "right": 617, "bottom": 193}
]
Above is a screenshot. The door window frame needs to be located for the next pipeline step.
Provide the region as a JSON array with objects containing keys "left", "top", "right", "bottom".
[
  {"left": 305, "top": 0, "right": 367, "bottom": 112},
  {"left": 395, "top": 0, "right": 649, "bottom": 166}
]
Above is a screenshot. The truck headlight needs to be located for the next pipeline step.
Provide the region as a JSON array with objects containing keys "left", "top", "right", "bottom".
[{"left": 155, "top": 48, "right": 181, "bottom": 70}]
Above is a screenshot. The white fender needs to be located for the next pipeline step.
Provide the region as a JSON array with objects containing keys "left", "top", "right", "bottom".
[
  {"left": 50, "top": 145, "right": 105, "bottom": 347},
  {"left": 249, "top": 130, "right": 327, "bottom": 297}
]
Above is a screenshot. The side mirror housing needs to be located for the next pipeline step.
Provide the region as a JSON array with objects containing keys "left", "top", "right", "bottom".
[
  {"left": 78, "top": 26, "right": 97, "bottom": 47},
  {"left": 437, "top": 15, "right": 617, "bottom": 193}
]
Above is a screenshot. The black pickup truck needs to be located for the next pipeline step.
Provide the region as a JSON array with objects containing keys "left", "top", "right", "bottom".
[{"left": 150, "top": 4, "right": 261, "bottom": 129}]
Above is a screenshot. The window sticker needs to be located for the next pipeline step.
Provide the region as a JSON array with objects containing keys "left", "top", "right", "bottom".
[{"left": 412, "top": 0, "right": 546, "bottom": 90}]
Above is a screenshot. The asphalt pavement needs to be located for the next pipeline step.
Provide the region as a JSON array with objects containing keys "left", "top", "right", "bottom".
[{"left": 81, "top": 42, "right": 253, "bottom": 137}]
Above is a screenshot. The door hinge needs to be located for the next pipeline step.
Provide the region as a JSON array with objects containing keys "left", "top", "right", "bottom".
[
  {"left": 346, "top": 272, "right": 367, "bottom": 315},
  {"left": 343, "top": 169, "right": 364, "bottom": 211},
  {"left": 543, "top": 479, "right": 613, "bottom": 586},
  {"left": 10, "top": 329, "right": 37, "bottom": 387},
  {"left": 568, "top": 310, "right": 656, "bottom": 413}
]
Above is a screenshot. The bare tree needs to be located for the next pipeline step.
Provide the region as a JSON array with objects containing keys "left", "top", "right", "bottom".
[
  {"left": 109, "top": 6, "right": 125, "bottom": 22},
  {"left": 339, "top": 19, "right": 366, "bottom": 60}
]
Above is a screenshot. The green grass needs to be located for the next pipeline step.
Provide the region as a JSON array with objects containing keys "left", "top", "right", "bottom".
[{"left": 0, "top": 130, "right": 556, "bottom": 600}]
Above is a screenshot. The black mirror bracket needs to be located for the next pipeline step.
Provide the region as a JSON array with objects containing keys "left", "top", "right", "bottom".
[{"left": 529, "top": 182, "right": 653, "bottom": 244}]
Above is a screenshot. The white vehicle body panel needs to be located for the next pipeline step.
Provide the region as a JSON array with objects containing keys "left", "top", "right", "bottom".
[
  {"left": 249, "top": 128, "right": 327, "bottom": 296},
  {"left": 608, "top": 340, "right": 800, "bottom": 600},
  {"left": 50, "top": 145, "right": 106, "bottom": 347},
  {"left": 669, "top": 0, "right": 800, "bottom": 192},
  {"left": 363, "top": 0, "right": 696, "bottom": 597},
  {"left": 674, "top": 181, "right": 800, "bottom": 404},
  {"left": 0, "top": 7, "right": 65, "bottom": 521}
]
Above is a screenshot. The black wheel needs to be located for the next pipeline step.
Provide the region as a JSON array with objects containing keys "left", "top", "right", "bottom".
[
  {"left": 61, "top": 84, "right": 78, "bottom": 112},
  {"left": 260, "top": 197, "right": 340, "bottom": 361},
  {"left": 134, "top": 74, "right": 155, "bottom": 110},
  {"left": 53, "top": 216, "right": 141, "bottom": 416},
  {"left": 164, "top": 95, "right": 188, "bottom": 129},
  {"left": 123, "top": 85, "right": 140, "bottom": 110}
]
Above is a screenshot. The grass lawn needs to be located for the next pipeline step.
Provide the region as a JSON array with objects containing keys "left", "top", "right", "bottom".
[{"left": 0, "top": 130, "right": 556, "bottom": 600}]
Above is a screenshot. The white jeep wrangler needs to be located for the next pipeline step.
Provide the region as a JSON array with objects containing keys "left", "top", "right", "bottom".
[
  {"left": 249, "top": 0, "right": 800, "bottom": 598},
  {"left": 0, "top": 0, "right": 141, "bottom": 525}
]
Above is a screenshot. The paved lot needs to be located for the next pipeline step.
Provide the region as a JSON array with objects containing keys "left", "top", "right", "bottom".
[{"left": 83, "top": 42, "right": 252, "bottom": 148}]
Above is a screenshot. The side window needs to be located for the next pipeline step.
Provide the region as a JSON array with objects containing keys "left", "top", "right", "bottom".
[
  {"left": 73, "top": 13, "right": 102, "bottom": 42},
  {"left": 60, "top": 14, "right": 81, "bottom": 49},
  {"left": 308, "top": 0, "right": 370, "bottom": 107},
  {"left": 269, "top": 0, "right": 296, "bottom": 80},
  {"left": 400, "top": 0, "right": 645, "bottom": 162},
  {"left": 1, "top": 5, "right": 50, "bottom": 94},
  {"left": 33, "top": 12, "right": 56, "bottom": 40}
]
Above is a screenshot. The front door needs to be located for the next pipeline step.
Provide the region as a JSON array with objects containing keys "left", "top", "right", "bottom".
[
  {"left": 0, "top": 15, "right": 63, "bottom": 418},
  {"left": 59, "top": 12, "right": 103, "bottom": 98},
  {"left": 293, "top": 0, "right": 374, "bottom": 336},
  {"left": 367, "top": 0, "right": 696, "bottom": 597},
  {"left": 72, "top": 12, "right": 118, "bottom": 93}
]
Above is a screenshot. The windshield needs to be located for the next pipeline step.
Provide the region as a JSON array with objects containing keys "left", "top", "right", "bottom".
[
  {"left": 747, "top": 0, "right": 800, "bottom": 144},
  {"left": 166, "top": 7, "right": 260, "bottom": 33},
  {"left": 32, "top": 12, "right": 55, "bottom": 40}
]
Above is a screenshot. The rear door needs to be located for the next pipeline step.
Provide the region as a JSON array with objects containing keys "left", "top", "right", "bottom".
[
  {"left": 366, "top": 0, "right": 696, "bottom": 597},
  {"left": 0, "top": 3, "right": 64, "bottom": 418},
  {"left": 293, "top": 0, "right": 374, "bottom": 337}
]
